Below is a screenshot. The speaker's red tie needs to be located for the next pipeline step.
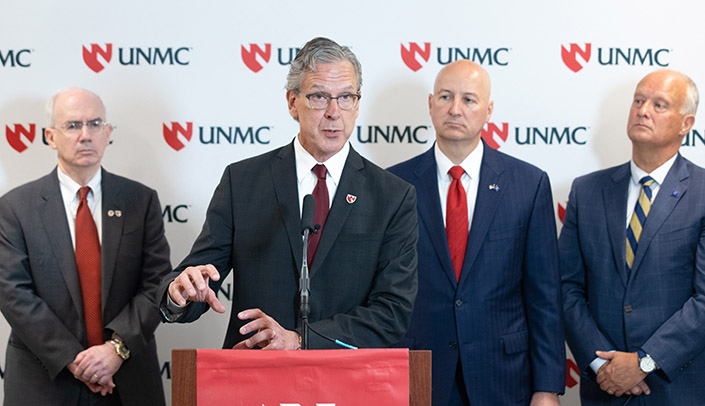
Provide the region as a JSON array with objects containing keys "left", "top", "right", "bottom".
[
  {"left": 446, "top": 166, "right": 468, "bottom": 281},
  {"left": 308, "top": 164, "right": 329, "bottom": 266},
  {"left": 75, "top": 186, "right": 103, "bottom": 347}
]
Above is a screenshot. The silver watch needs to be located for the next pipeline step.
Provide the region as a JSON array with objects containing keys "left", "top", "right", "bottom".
[{"left": 639, "top": 353, "right": 656, "bottom": 373}]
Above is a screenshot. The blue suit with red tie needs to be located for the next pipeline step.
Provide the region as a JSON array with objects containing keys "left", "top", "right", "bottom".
[{"left": 388, "top": 141, "right": 565, "bottom": 405}]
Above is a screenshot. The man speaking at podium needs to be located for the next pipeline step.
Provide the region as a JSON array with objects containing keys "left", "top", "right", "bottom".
[{"left": 157, "top": 37, "right": 418, "bottom": 351}]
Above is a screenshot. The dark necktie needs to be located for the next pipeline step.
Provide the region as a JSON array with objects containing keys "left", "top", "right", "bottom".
[
  {"left": 75, "top": 186, "right": 103, "bottom": 347},
  {"left": 446, "top": 166, "right": 468, "bottom": 281},
  {"left": 626, "top": 176, "right": 655, "bottom": 276},
  {"left": 308, "top": 164, "right": 329, "bottom": 266}
]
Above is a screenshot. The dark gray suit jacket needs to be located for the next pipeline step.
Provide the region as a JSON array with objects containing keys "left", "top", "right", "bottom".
[
  {"left": 0, "top": 168, "right": 170, "bottom": 405},
  {"left": 158, "top": 142, "right": 418, "bottom": 349},
  {"left": 560, "top": 154, "right": 705, "bottom": 404}
]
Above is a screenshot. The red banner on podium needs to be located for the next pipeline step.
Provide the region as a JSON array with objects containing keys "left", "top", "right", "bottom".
[{"left": 195, "top": 348, "right": 410, "bottom": 405}]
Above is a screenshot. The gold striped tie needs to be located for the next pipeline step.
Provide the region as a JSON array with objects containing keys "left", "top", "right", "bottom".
[{"left": 625, "top": 176, "right": 655, "bottom": 273}]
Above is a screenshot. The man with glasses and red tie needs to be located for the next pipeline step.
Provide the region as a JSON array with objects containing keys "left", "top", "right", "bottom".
[
  {"left": 158, "top": 37, "right": 418, "bottom": 352},
  {"left": 560, "top": 70, "right": 705, "bottom": 405},
  {"left": 0, "top": 88, "right": 171, "bottom": 405},
  {"left": 388, "top": 60, "right": 565, "bottom": 405}
]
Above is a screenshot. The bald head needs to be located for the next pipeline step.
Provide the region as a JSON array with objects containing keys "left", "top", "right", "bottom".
[
  {"left": 627, "top": 69, "right": 698, "bottom": 172},
  {"left": 47, "top": 88, "right": 106, "bottom": 127},
  {"left": 429, "top": 60, "right": 494, "bottom": 163},
  {"left": 44, "top": 87, "right": 112, "bottom": 185},
  {"left": 434, "top": 60, "right": 492, "bottom": 101},
  {"left": 636, "top": 69, "right": 699, "bottom": 115}
]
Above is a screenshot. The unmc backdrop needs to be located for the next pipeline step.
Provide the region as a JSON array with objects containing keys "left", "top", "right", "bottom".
[{"left": 2, "top": 1, "right": 705, "bottom": 404}]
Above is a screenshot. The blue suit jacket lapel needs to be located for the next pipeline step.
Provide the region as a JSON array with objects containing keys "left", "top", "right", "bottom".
[
  {"left": 463, "top": 142, "right": 504, "bottom": 284},
  {"left": 630, "top": 154, "right": 689, "bottom": 278},
  {"left": 604, "top": 164, "right": 631, "bottom": 287},
  {"left": 40, "top": 169, "right": 84, "bottom": 317},
  {"left": 414, "top": 148, "right": 457, "bottom": 287}
]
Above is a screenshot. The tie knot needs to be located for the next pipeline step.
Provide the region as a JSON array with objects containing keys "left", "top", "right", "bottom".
[
  {"left": 449, "top": 166, "right": 465, "bottom": 180},
  {"left": 312, "top": 164, "right": 327, "bottom": 180},
  {"left": 78, "top": 186, "right": 92, "bottom": 201},
  {"left": 640, "top": 176, "right": 655, "bottom": 188}
]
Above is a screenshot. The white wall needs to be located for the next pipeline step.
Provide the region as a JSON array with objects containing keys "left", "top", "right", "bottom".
[{"left": 3, "top": 1, "right": 705, "bottom": 404}]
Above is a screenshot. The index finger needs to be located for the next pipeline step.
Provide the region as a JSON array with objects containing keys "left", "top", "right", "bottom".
[
  {"left": 199, "top": 264, "right": 221, "bottom": 281},
  {"left": 186, "top": 264, "right": 221, "bottom": 289},
  {"left": 169, "top": 265, "right": 220, "bottom": 304}
]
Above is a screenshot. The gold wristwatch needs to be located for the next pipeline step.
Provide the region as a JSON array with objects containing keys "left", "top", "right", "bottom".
[{"left": 108, "top": 337, "right": 130, "bottom": 360}]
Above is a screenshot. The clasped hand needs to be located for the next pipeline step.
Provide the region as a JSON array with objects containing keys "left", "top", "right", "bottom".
[
  {"left": 68, "top": 342, "right": 123, "bottom": 396},
  {"left": 595, "top": 350, "right": 650, "bottom": 397}
]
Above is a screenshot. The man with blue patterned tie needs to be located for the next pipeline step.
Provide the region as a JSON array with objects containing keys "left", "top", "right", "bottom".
[{"left": 560, "top": 69, "right": 705, "bottom": 405}]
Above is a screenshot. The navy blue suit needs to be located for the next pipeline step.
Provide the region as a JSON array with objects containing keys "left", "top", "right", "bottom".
[
  {"left": 388, "top": 142, "right": 565, "bottom": 405},
  {"left": 560, "top": 154, "right": 705, "bottom": 405}
]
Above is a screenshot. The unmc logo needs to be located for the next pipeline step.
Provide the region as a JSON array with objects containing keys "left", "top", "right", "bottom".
[
  {"left": 481, "top": 122, "right": 509, "bottom": 150},
  {"left": 5, "top": 124, "right": 36, "bottom": 153},
  {"left": 241, "top": 43, "right": 272, "bottom": 73},
  {"left": 401, "top": 42, "right": 431, "bottom": 72},
  {"left": 561, "top": 43, "right": 669, "bottom": 72},
  {"left": 82, "top": 43, "right": 190, "bottom": 73},
  {"left": 561, "top": 43, "right": 591, "bottom": 73},
  {"left": 163, "top": 122, "right": 193, "bottom": 151},
  {"left": 0, "top": 49, "right": 32, "bottom": 68},
  {"left": 83, "top": 43, "right": 113, "bottom": 73}
]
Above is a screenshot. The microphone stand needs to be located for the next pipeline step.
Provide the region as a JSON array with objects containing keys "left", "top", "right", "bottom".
[{"left": 300, "top": 227, "right": 311, "bottom": 350}]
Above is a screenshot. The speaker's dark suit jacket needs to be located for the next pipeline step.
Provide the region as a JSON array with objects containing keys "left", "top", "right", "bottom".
[
  {"left": 0, "top": 168, "right": 170, "bottom": 405},
  {"left": 560, "top": 154, "right": 705, "bottom": 405},
  {"left": 158, "top": 142, "right": 418, "bottom": 349},
  {"left": 388, "top": 142, "right": 565, "bottom": 405}
]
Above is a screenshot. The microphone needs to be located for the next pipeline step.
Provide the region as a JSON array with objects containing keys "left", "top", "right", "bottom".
[
  {"left": 298, "top": 195, "right": 358, "bottom": 350},
  {"left": 299, "top": 194, "right": 315, "bottom": 349},
  {"left": 301, "top": 194, "right": 315, "bottom": 234}
]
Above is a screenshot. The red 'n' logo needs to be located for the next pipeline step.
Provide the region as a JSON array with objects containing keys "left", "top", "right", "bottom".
[
  {"left": 400, "top": 42, "right": 431, "bottom": 72},
  {"left": 5, "top": 124, "right": 36, "bottom": 153},
  {"left": 163, "top": 122, "right": 193, "bottom": 151},
  {"left": 566, "top": 358, "right": 580, "bottom": 388},
  {"left": 82, "top": 43, "right": 113, "bottom": 73},
  {"left": 241, "top": 43, "right": 272, "bottom": 73},
  {"left": 481, "top": 122, "right": 509, "bottom": 150},
  {"left": 561, "top": 43, "right": 591, "bottom": 73}
]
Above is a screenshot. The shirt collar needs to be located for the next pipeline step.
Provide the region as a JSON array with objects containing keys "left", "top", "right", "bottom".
[
  {"left": 629, "top": 153, "right": 677, "bottom": 186},
  {"left": 434, "top": 141, "right": 484, "bottom": 181},
  {"left": 57, "top": 167, "right": 102, "bottom": 200},
  {"left": 294, "top": 136, "right": 349, "bottom": 186}
]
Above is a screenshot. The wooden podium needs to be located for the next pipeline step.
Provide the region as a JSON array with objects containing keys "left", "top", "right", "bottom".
[{"left": 172, "top": 349, "right": 431, "bottom": 405}]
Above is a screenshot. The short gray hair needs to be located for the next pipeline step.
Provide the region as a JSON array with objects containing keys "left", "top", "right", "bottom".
[
  {"left": 285, "top": 37, "right": 362, "bottom": 94},
  {"left": 681, "top": 73, "right": 699, "bottom": 116}
]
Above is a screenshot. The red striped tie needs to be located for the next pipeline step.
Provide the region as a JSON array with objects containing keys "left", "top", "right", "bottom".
[
  {"left": 446, "top": 166, "right": 468, "bottom": 281},
  {"left": 75, "top": 186, "right": 103, "bottom": 347}
]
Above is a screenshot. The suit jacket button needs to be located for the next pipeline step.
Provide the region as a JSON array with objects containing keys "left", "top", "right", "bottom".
[
  {"left": 455, "top": 300, "right": 463, "bottom": 307},
  {"left": 624, "top": 305, "right": 633, "bottom": 312},
  {"left": 449, "top": 341, "right": 458, "bottom": 349}
]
